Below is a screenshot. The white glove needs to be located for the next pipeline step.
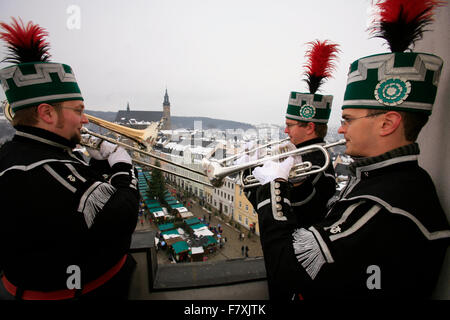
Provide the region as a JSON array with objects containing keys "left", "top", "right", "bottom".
[
  {"left": 86, "top": 147, "right": 106, "bottom": 160},
  {"left": 107, "top": 146, "right": 132, "bottom": 166},
  {"left": 99, "top": 141, "right": 119, "bottom": 158},
  {"left": 251, "top": 156, "right": 294, "bottom": 185}
]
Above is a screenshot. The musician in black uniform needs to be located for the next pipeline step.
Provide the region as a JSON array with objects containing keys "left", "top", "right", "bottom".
[
  {"left": 0, "top": 18, "right": 139, "bottom": 300},
  {"left": 247, "top": 40, "right": 340, "bottom": 299},
  {"left": 251, "top": 3, "right": 450, "bottom": 299}
]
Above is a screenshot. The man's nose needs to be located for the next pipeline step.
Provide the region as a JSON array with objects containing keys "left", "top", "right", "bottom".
[{"left": 81, "top": 114, "right": 89, "bottom": 124}]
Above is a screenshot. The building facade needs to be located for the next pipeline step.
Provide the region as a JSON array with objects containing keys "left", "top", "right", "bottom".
[
  {"left": 211, "top": 178, "right": 235, "bottom": 219},
  {"left": 234, "top": 183, "right": 259, "bottom": 236}
]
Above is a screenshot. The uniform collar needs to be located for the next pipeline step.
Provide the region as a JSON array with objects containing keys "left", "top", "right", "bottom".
[
  {"left": 13, "top": 125, "right": 76, "bottom": 151},
  {"left": 349, "top": 143, "right": 420, "bottom": 176}
]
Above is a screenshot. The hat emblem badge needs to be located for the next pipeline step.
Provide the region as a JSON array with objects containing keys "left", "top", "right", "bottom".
[
  {"left": 374, "top": 77, "right": 411, "bottom": 106},
  {"left": 299, "top": 104, "right": 316, "bottom": 119}
]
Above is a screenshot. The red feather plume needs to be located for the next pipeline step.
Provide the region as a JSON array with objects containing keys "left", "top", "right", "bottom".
[
  {"left": 0, "top": 17, "right": 51, "bottom": 63},
  {"left": 303, "top": 40, "right": 340, "bottom": 94},
  {"left": 369, "top": 0, "right": 446, "bottom": 52}
]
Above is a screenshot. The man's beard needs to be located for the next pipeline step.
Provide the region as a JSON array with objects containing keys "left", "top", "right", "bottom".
[
  {"left": 69, "top": 132, "right": 81, "bottom": 145},
  {"left": 56, "top": 113, "right": 81, "bottom": 145}
]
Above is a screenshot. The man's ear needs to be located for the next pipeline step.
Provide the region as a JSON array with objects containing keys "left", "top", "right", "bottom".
[
  {"left": 36, "top": 103, "right": 56, "bottom": 124},
  {"left": 306, "top": 122, "right": 315, "bottom": 135},
  {"left": 379, "top": 111, "right": 402, "bottom": 137}
]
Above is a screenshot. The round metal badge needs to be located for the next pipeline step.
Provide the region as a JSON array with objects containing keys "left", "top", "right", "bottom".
[
  {"left": 374, "top": 77, "right": 411, "bottom": 106},
  {"left": 299, "top": 104, "right": 316, "bottom": 119}
]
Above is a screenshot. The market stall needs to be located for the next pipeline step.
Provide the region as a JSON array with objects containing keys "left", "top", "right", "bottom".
[{"left": 171, "top": 240, "right": 190, "bottom": 263}]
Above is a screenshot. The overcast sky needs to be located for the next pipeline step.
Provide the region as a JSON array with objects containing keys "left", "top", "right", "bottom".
[{"left": 0, "top": 0, "right": 388, "bottom": 127}]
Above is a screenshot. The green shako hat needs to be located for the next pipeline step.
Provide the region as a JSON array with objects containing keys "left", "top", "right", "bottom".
[
  {"left": 342, "top": 0, "right": 445, "bottom": 115},
  {"left": 0, "top": 17, "right": 83, "bottom": 113},
  {"left": 286, "top": 40, "right": 340, "bottom": 123}
]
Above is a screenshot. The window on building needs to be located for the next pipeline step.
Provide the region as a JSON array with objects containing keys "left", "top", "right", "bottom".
[
  {"left": 239, "top": 201, "right": 242, "bottom": 208},
  {"left": 245, "top": 205, "right": 248, "bottom": 211},
  {"left": 245, "top": 218, "right": 248, "bottom": 226}
]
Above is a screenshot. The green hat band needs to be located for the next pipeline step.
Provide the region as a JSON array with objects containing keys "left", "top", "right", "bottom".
[
  {"left": 342, "top": 52, "right": 443, "bottom": 114},
  {"left": 286, "top": 92, "right": 332, "bottom": 123},
  {"left": 0, "top": 62, "right": 83, "bottom": 112}
]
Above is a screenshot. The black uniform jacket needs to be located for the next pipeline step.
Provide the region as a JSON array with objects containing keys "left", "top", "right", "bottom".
[
  {"left": 289, "top": 137, "right": 337, "bottom": 227},
  {"left": 246, "top": 137, "right": 336, "bottom": 299},
  {"left": 0, "top": 126, "right": 139, "bottom": 292},
  {"left": 255, "top": 143, "right": 450, "bottom": 299}
]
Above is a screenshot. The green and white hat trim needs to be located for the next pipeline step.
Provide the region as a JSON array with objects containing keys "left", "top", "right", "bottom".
[
  {"left": 0, "top": 62, "right": 83, "bottom": 112},
  {"left": 342, "top": 52, "right": 443, "bottom": 114},
  {"left": 286, "top": 92, "right": 332, "bottom": 123}
]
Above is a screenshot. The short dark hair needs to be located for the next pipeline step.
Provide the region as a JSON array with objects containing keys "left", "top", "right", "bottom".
[
  {"left": 12, "top": 106, "right": 39, "bottom": 127},
  {"left": 12, "top": 102, "right": 63, "bottom": 127},
  {"left": 366, "top": 109, "right": 429, "bottom": 142},
  {"left": 399, "top": 111, "right": 429, "bottom": 142},
  {"left": 314, "top": 123, "right": 328, "bottom": 139},
  {"left": 299, "top": 121, "right": 328, "bottom": 139}
]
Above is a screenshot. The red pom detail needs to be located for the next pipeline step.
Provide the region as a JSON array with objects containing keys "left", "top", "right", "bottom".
[
  {"left": 304, "top": 40, "right": 340, "bottom": 79},
  {"left": 374, "top": 0, "right": 445, "bottom": 24},
  {"left": 0, "top": 17, "right": 51, "bottom": 62}
]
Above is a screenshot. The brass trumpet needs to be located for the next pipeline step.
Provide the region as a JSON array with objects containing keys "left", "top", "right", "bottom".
[
  {"left": 202, "top": 139, "right": 345, "bottom": 188},
  {"left": 83, "top": 113, "right": 162, "bottom": 151},
  {"left": 80, "top": 126, "right": 214, "bottom": 187}
]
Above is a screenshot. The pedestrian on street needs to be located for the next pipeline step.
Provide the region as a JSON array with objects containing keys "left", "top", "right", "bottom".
[
  {"left": 245, "top": 246, "right": 249, "bottom": 258},
  {"left": 241, "top": 246, "right": 244, "bottom": 256}
]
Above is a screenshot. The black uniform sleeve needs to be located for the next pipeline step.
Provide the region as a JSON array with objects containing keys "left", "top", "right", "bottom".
[
  {"left": 40, "top": 160, "right": 139, "bottom": 233},
  {"left": 290, "top": 170, "right": 336, "bottom": 227},
  {"left": 254, "top": 181, "right": 313, "bottom": 299},
  {"left": 91, "top": 162, "right": 139, "bottom": 235}
]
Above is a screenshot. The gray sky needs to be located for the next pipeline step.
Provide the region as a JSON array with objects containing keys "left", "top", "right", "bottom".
[{"left": 0, "top": 0, "right": 387, "bottom": 127}]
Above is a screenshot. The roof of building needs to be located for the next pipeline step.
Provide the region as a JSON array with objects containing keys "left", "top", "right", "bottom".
[{"left": 115, "top": 110, "right": 163, "bottom": 123}]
